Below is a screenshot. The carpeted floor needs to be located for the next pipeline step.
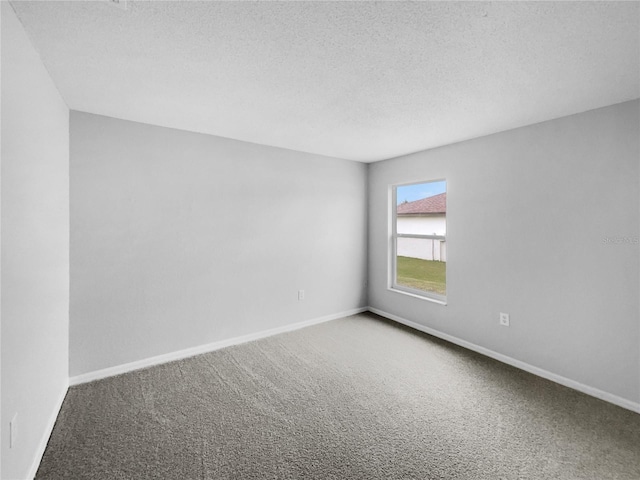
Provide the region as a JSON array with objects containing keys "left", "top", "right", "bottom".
[{"left": 37, "top": 312, "right": 640, "bottom": 479}]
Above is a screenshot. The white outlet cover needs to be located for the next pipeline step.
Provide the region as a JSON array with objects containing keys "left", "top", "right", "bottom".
[
  {"left": 499, "top": 312, "right": 510, "bottom": 326},
  {"left": 106, "top": 0, "right": 128, "bottom": 11},
  {"left": 10, "top": 413, "right": 18, "bottom": 448}
]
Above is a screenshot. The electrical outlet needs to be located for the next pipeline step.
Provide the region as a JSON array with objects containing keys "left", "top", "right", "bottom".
[
  {"left": 499, "top": 312, "right": 510, "bottom": 327},
  {"left": 10, "top": 413, "right": 18, "bottom": 449},
  {"left": 106, "top": 0, "right": 128, "bottom": 10},
  {"left": 298, "top": 290, "right": 305, "bottom": 301}
]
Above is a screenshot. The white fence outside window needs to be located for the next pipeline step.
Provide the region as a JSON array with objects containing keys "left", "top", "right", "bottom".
[{"left": 397, "top": 237, "right": 446, "bottom": 262}]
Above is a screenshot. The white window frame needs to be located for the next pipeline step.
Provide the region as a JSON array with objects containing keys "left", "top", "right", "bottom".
[{"left": 389, "top": 180, "right": 447, "bottom": 305}]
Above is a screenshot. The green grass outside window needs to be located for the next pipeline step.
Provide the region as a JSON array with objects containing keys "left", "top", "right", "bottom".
[{"left": 396, "top": 256, "right": 446, "bottom": 296}]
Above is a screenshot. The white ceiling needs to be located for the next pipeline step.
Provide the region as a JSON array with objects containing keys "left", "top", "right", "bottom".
[{"left": 9, "top": 1, "right": 640, "bottom": 162}]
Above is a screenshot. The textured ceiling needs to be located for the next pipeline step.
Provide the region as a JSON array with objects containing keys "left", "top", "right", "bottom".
[{"left": 9, "top": 1, "right": 640, "bottom": 162}]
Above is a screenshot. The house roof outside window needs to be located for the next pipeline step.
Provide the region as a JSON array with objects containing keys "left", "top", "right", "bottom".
[{"left": 397, "top": 192, "right": 446, "bottom": 215}]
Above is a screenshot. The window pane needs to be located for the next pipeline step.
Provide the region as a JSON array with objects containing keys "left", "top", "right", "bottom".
[{"left": 395, "top": 180, "right": 446, "bottom": 297}]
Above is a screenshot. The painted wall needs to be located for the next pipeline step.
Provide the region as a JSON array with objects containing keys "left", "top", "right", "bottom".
[
  {"left": 70, "top": 112, "right": 367, "bottom": 377},
  {"left": 369, "top": 100, "right": 640, "bottom": 405},
  {"left": 1, "top": 3, "right": 70, "bottom": 479}
]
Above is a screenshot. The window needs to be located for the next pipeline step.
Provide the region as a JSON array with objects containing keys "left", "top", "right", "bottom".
[{"left": 391, "top": 180, "right": 447, "bottom": 303}]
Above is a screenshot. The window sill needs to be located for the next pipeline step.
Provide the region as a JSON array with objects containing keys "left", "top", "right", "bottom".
[{"left": 388, "top": 286, "right": 447, "bottom": 306}]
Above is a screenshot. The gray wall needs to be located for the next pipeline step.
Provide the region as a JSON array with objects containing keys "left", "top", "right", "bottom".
[
  {"left": 368, "top": 100, "right": 640, "bottom": 404},
  {"left": 70, "top": 112, "right": 367, "bottom": 377},
  {"left": 1, "top": 3, "right": 70, "bottom": 479}
]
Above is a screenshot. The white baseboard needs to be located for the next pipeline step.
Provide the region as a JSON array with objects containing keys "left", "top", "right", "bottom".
[
  {"left": 367, "top": 307, "right": 640, "bottom": 414},
  {"left": 23, "top": 305, "right": 638, "bottom": 480},
  {"left": 26, "top": 380, "right": 69, "bottom": 480},
  {"left": 70, "top": 307, "right": 368, "bottom": 386}
]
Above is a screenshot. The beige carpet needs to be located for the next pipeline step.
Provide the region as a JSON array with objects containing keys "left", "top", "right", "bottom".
[{"left": 37, "top": 312, "right": 640, "bottom": 479}]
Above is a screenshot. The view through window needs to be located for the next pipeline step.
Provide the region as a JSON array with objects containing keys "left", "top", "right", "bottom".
[{"left": 392, "top": 180, "right": 446, "bottom": 301}]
